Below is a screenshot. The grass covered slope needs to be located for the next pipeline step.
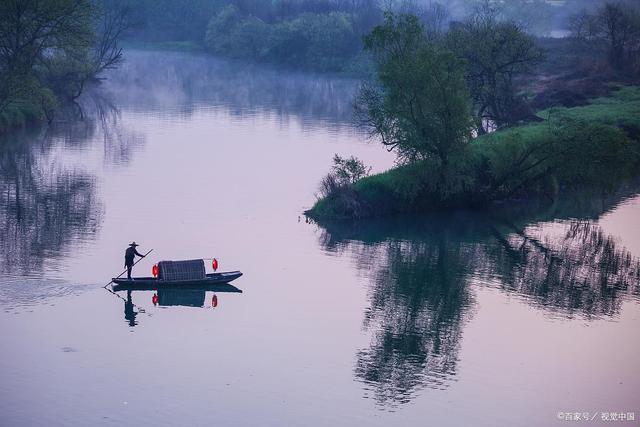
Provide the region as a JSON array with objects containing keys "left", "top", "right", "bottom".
[{"left": 310, "top": 86, "right": 640, "bottom": 219}]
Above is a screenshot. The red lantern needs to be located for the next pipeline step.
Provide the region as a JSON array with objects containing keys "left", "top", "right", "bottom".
[
  {"left": 152, "top": 264, "right": 158, "bottom": 277},
  {"left": 212, "top": 258, "right": 218, "bottom": 271},
  {"left": 152, "top": 293, "right": 158, "bottom": 305},
  {"left": 212, "top": 294, "right": 218, "bottom": 308}
]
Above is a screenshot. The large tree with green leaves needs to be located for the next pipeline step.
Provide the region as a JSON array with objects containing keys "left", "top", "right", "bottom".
[
  {"left": 0, "top": 0, "right": 93, "bottom": 113},
  {"left": 0, "top": 0, "right": 130, "bottom": 123},
  {"left": 356, "top": 13, "right": 472, "bottom": 166}
]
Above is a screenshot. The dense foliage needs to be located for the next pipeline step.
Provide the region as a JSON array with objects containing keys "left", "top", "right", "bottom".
[
  {"left": 204, "top": 5, "right": 362, "bottom": 71},
  {"left": 127, "top": 0, "right": 224, "bottom": 42},
  {"left": 122, "top": 0, "right": 383, "bottom": 71},
  {"left": 354, "top": 10, "right": 541, "bottom": 164},
  {"left": 356, "top": 14, "right": 472, "bottom": 164},
  {"left": 0, "top": 0, "right": 128, "bottom": 132}
]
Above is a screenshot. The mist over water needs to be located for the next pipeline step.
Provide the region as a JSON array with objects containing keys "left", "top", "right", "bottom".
[
  {"left": 0, "top": 50, "right": 639, "bottom": 426},
  {"left": 103, "top": 50, "right": 360, "bottom": 132}
]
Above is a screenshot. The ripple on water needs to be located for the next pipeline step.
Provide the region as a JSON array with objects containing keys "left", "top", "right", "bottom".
[{"left": 0, "top": 275, "right": 91, "bottom": 312}]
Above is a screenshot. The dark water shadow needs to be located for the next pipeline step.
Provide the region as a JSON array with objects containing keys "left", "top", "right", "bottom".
[{"left": 313, "top": 187, "right": 640, "bottom": 407}]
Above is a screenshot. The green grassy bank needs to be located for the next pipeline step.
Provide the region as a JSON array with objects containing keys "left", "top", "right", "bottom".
[{"left": 309, "top": 86, "right": 640, "bottom": 219}]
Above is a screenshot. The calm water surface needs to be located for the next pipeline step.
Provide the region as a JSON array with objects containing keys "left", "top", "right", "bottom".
[{"left": 1, "top": 50, "right": 639, "bottom": 427}]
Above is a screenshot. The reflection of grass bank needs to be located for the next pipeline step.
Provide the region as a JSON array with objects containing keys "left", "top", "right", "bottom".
[
  {"left": 309, "top": 86, "right": 640, "bottom": 219},
  {"left": 0, "top": 99, "right": 49, "bottom": 135}
]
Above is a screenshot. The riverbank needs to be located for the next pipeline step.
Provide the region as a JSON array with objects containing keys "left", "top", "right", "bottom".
[{"left": 308, "top": 86, "right": 640, "bottom": 219}]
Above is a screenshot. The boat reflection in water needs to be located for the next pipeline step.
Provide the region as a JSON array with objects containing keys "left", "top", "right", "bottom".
[{"left": 112, "top": 283, "right": 243, "bottom": 327}]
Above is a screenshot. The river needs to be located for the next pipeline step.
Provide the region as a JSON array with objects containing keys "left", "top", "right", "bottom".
[{"left": 1, "top": 50, "right": 639, "bottom": 427}]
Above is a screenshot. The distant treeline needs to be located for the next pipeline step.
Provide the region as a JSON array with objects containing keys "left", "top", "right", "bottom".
[
  {"left": 124, "top": 0, "right": 382, "bottom": 71},
  {"left": 119, "top": 0, "right": 638, "bottom": 72}
]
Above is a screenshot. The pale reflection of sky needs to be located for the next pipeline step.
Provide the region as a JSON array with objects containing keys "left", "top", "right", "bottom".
[{"left": 599, "top": 196, "right": 640, "bottom": 255}]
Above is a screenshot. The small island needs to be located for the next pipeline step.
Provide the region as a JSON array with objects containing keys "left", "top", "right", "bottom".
[{"left": 308, "top": 8, "right": 640, "bottom": 219}]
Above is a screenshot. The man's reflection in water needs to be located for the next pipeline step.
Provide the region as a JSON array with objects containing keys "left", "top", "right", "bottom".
[
  {"left": 124, "top": 290, "right": 137, "bottom": 327},
  {"left": 113, "top": 287, "right": 241, "bottom": 326}
]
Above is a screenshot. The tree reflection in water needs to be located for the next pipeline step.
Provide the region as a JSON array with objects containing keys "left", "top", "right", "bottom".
[
  {"left": 354, "top": 236, "right": 476, "bottom": 405},
  {"left": 487, "top": 219, "right": 640, "bottom": 317},
  {"left": 315, "top": 191, "right": 640, "bottom": 407},
  {"left": 0, "top": 92, "right": 142, "bottom": 280},
  {"left": 0, "top": 134, "right": 100, "bottom": 277}
]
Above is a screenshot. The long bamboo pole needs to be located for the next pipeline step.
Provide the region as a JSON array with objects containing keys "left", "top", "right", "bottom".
[{"left": 103, "top": 249, "right": 154, "bottom": 288}]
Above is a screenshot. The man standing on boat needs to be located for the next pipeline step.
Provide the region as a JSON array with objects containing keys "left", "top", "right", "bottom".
[{"left": 124, "top": 242, "right": 145, "bottom": 280}]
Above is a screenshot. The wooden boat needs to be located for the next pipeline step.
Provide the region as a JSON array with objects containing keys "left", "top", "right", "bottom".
[{"left": 112, "top": 271, "right": 243, "bottom": 291}]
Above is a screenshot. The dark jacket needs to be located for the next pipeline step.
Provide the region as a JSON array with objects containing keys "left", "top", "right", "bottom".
[{"left": 124, "top": 246, "right": 143, "bottom": 267}]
